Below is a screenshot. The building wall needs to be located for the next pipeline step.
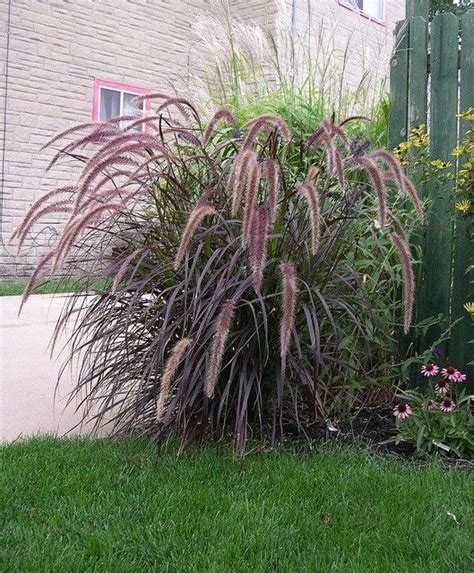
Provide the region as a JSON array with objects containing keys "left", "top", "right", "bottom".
[{"left": 0, "top": 0, "right": 404, "bottom": 278}]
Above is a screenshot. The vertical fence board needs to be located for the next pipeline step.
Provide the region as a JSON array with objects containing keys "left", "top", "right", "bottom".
[
  {"left": 406, "top": 0, "right": 429, "bottom": 20},
  {"left": 388, "top": 21, "right": 409, "bottom": 150},
  {"left": 407, "top": 17, "right": 428, "bottom": 135},
  {"left": 451, "top": 10, "right": 474, "bottom": 383},
  {"left": 418, "top": 13, "right": 459, "bottom": 354},
  {"left": 401, "top": 16, "right": 428, "bottom": 371}
]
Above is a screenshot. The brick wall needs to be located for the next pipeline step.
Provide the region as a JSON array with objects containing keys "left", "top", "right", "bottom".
[{"left": 0, "top": 0, "right": 404, "bottom": 278}]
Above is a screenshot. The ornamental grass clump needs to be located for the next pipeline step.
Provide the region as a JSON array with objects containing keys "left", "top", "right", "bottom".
[{"left": 15, "top": 94, "right": 422, "bottom": 455}]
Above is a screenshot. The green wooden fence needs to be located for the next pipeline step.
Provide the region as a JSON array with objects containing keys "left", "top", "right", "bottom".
[{"left": 389, "top": 2, "right": 473, "bottom": 384}]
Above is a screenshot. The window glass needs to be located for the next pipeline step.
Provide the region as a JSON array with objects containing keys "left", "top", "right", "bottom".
[
  {"left": 99, "top": 88, "right": 121, "bottom": 122},
  {"left": 347, "top": 0, "right": 384, "bottom": 20},
  {"left": 123, "top": 92, "right": 144, "bottom": 131}
]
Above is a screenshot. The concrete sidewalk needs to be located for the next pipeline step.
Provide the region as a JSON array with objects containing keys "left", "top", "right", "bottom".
[{"left": 1, "top": 294, "right": 96, "bottom": 442}]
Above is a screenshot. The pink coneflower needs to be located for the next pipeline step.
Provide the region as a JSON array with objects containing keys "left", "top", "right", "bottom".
[
  {"left": 422, "top": 400, "right": 437, "bottom": 410},
  {"left": 453, "top": 370, "right": 466, "bottom": 383},
  {"left": 441, "top": 366, "right": 459, "bottom": 382},
  {"left": 439, "top": 399, "right": 456, "bottom": 413},
  {"left": 434, "top": 379, "right": 450, "bottom": 394},
  {"left": 469, "top": 395, "right": 474, "bottom": 404},
  {"left": 421, "top": 363, "right": 439, "bottom": 377},
  {"left": 393, "top": 403, "right": 412, "bottom": 419}
]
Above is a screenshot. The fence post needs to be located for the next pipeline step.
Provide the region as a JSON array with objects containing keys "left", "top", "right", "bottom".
[
  {"left": 388, "top": 21, "right": 409, "bottom": 149},
  {"left": 417, "top": 13, "right": 459, "bottom": 355},
  {"left": 450, "top": 10, "right": 474, "bottom": 382},
  {"left": 406, "top": 0, "right": 429, "bottom": 19}
]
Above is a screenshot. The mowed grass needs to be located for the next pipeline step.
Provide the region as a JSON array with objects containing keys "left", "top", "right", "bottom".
[
  {"left": 1, "top": 438, "right": 472, "bottom": 572},
  {"left": 0, "top": 279, "right": 110, "bottom": 296}
]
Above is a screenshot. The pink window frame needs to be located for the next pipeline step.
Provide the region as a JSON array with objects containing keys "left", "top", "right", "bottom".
[
  {"left": 92, "top": 78, "right": 151, "bottom": 124},
  {"left": 338, "top": 0, "right": 386, "bottom": 27}
]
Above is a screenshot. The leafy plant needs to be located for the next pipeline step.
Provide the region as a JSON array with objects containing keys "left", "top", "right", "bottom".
[
  {"left": 392, "top": 361, "right": 473, "bottom": 458},
  {"left": 15, "top": 95, "right": 422, "bottom": 455}
]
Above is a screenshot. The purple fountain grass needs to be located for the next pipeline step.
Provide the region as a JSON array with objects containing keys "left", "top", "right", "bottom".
[
  {"left": 15, "top": 200, "right": 73, "bottom": 253},
  {"left": 205, "top": 299, "right": 235, "bottom": 398},
  {"left": 241, "top": 114, "right": 290, "bottom": 150},
  {"left": 249, "top": 206, "right": 269, "bottom": 292},
  {"left": 111, "top": 246, "right": 151, "bottom": 294},
  {"left": 174, "top": 204, "right": 217, "bottom": 270},
  {"left": 51, "top": 204, "right": 122, "bottom": 273},
  {"left": 19, "top": 252, "right": 54, "bottom": 312},
  {"left": 305, "top": 166, "right": 320, "bottom": 185},
  {"left": 229, "top": 150, "right": 258, "bottom": 217},
  {"left": 39, "top": 121, "right": 113, "bottom": 152},
  {"left": 390, "top": 233, "right": 414, "bottom": 334},
  {"left": 241, "top": 160, "right": 261, "bottom": 247},
  {"left": 203, "top": 109, "right": 236, "bottom": 146},
  {"left": 262, "top": 159, "right": 279, "bottom": 223},
  {"left": 156, "top": 338, "right": 192, "bottom": 422},
  {"left": 74, "top": 156, "right": 139, "bottom": 213},
  {"left": 279, "top": 261, "right": 297, "bottom": 357},
  {"left": 298, "top": 183, "right": 321, "bottom": 255},
  {"left": 353, "top": 156, "right": 388, "bottom": 231},
  {"left": 383, "top": 171, "right": 424, "bottom": 223},
  {"left": 11, "top": 186, "right": 76, "bottom": 241},
  {"left": 334, "top": 151, "right": 345, "bottom": 190}
]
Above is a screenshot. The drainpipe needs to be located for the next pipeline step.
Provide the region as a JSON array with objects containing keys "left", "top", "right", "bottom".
[{"left": 1, "top": 0, "right": 12, "bottom": 249}]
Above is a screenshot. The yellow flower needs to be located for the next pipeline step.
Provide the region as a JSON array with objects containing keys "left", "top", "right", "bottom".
[
  {"left": 398, "top": 141, "right": 411, "bottom": 152},
  {"left": 452, "top": 145, "right": 466, "bottom": 157},
  {"left": 457, "top": 107, "right": 474, "bottom": 121},
  {"left": 464, "top": 302, "right": 474, "bottom": 314},
  {"left": 455, "top": 200, "right": 471, "bottom": 214},
  {"left": 410, "top": 134, "right": 428, "bottom": 147},
  {"left": 430, "top": 160, "right": 451, "bottom": 169}
]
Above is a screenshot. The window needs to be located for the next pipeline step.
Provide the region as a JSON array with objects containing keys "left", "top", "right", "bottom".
[
  {"left": 92, "top": 79, "right": 150, "bottom": 131},
  {"left": 341, "top": 1, "right": 385, "bottom": 22}
]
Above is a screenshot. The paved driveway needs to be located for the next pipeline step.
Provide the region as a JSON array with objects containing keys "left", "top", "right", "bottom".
[{"left": 1, "top": 294, "right": 97, "bottom": 442}]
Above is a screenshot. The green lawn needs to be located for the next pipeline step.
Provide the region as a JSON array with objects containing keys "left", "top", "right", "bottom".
[
  {"left": 1, "top": 438, "right": 472, "bottom": 572},
  {"left": 0, "top": 279, "right": 110, "bottom": 296}
]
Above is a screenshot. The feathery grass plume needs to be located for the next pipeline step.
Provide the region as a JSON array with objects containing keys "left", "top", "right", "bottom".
[
  {"left": 242, "top": 159, "right": 261, "bottom": 247},
  {"left": 155, "top": 97, "right": 201, "bottom": 126},
  {"left": 16, "top": 200, "right": 72, "bottom": 253},
  {"left": 11, "top": 186, "right": 76, "bottom": 241},
  {"left": 262, "top": 158, "right": 279, "bottom": 222},
  {"left": 203, "top": 109, "right": 236, "bottom": 146},
  {"left": 390, "top": 233, "right": 414, "bottom": 334},
  {"left": 298, "top": 183, "right": 321, "bottom": 255},
  {"left": 321, "top": 121, "right": 350, "bottom": 149},
  {"left": 46, "top": 127, "right": 121, "bottom": 171},
  {"left": 74, "top": 156, "right": 138, "bottom": 213},
  {"left": 52, "top": 204, "right": 121, "bottom": 273},
  {"left": 249, "top": 206, "right": 269, "bottom": 291},
  {"left": 353, "top": 156, "right": 387, "bottom": 231},
  {"left": 229, "top": 150, "right": 257, "bottom": 216},
  {"left": 111, "top": 246, "right": 151, "bottom": 294},
  {"left": 279, "top": 261, "right": 297, "bottom": 357},
  {"left": 40, "top": 121, "right": 103, "bottom": 151},
  {"left": 205, "top": 299, "right": 235, "bottom": 398},
  {"left": 368, "top": 150, "right": 406, "bottom": 193},
  {"left": 241, "top": 114, "right": 290, "bottom": 150},
  {"left": 339, "top": 115, "right": 370, "bottom": 127},
  {"left": 174, "top": 205, "right": 217, "bottom": 270},
  {"left": 19, "top": 252, "right": 54, "bottom": 313},
  {"left": 305, "top": 166, "right": 320, "bottom": 185},
  {"left": 334, "top": 150, "right": 345, "bottom": 190},
  {"left": 156, "top": 338, "right": 192, "bottom": 422},
  {"left": 369, "top": 150, "right": 424, "bottom": 222}
]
